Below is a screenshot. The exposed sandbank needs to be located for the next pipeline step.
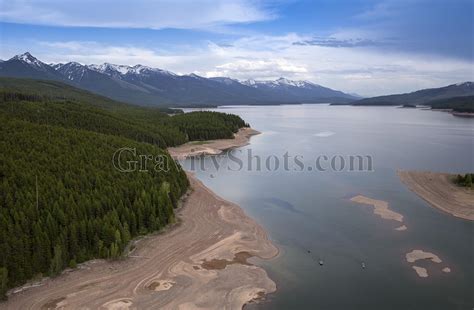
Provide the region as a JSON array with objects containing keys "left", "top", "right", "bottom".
[
  {"left": 395, "top": 225, "right": 408, "bottom": 231},
  {"left": 398, "top": 170, "right": 474, "bottom": 221},
  {"left": 405, "top": 249, "right": 451, "bottom": 278},
  {"left": 350, "top": 195, "right": 404, "bottom": 222},
  {"left": 168, "top": 127, "right": 260, "bottom": 159},
  {"left": 412, "top": 266, "right": 428, "bottom": 278},
  {"left": 405, "top": 249, "right": 442, "bottom": 263},
  {"left": 3, "top": 173, "right": 278, "bottom": 309}
]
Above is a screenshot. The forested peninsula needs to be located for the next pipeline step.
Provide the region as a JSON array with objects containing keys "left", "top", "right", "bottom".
[{"left": 0, "top": 78, "right": 249, "bottom": 298}]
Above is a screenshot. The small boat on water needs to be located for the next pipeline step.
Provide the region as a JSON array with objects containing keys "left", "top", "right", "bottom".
[
  {"left": 362, "top": 262, "right": 366, "bottom": 269},
  {"left": 319, "top": 259, "right": 324, "bottom": 266}
]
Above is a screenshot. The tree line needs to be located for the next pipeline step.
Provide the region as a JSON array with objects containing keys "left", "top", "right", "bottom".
[{"left": 455, "top": 173, "right": 473, "bottom": 187}]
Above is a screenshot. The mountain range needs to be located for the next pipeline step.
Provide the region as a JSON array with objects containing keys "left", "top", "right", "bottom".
[
  {"left": 0, "top": 52, "right": 356, "bottom": 106},
  {"left": 1, "top": 52, "right": 472, "bottom": 109}
]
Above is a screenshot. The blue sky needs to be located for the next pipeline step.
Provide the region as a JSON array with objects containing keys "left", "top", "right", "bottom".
[{"left": 0, "top": 0, "right": 472, "bottom": 96}]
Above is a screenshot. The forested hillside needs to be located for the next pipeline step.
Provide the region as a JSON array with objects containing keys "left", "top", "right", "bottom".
[
  {"left": 0, "top": 78, "right": 249, "bottom": 299},
  {"left": 0, "top": 78, "right": 248, "bottom": 146},
  {"left": 167, "top": 111, "right": 249, "bottom": 141},
  {"left": 349, "top": 82, "right": 474, "bottom": 107},
  {"left": 427, "top": 96, "right": 474, "bottom": 113}
]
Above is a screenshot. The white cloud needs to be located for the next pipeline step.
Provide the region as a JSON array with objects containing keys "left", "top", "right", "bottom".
[
  {"left": 205, "top": 58, "right": 307, "bottom": 79},
  {"left": 36, "top": 41, "right": 201, "bottom": 70},
  {"left": 0, "top": 0, "right": 274, "bottom": 30}
]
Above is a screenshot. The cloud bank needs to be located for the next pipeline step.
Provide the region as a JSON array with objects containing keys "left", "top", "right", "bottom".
[{"left": 0, "top": 0, "right": 274, "bottom": 29}]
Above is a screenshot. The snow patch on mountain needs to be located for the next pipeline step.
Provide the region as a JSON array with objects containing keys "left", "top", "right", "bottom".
[
  {"left": 455, "top": 81, "right": 473, "bottom": 87},
  {"left": 87, "top": 63, "right": 176, "bottom": 77},
  {"left": 11, "top": 52, "right": 46, "bottom": 69},
  {"left": 88, "top": 63, "right": 130, "bottom": 75},
  {"left": 241, "top": 77, "right": 320, "bottom": 89},
  {"left": 54, "top": 62, "right": 89, "bottom": 81}
]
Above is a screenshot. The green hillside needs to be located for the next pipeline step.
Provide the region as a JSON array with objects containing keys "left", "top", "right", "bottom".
[
  {"left": 0, "top": 78, "right": 249, "bottom": 298},
  {"left": 0, "top": 78, "right": 248, "bottom": 146}
]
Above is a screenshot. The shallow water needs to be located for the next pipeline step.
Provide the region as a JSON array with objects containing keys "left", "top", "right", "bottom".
[{"left": 182, "top": 105, "right": 473, "bottom": 310}]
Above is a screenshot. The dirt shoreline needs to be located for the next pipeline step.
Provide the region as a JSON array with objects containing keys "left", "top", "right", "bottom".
[
  {"left": 2, "top": 129, "right": 279, "bottom": 309},
  {"left": 2, "top": 174, "right": 278, "bottom": 309},
  {"left": 398, "top": 170, "right": 474, "bottom": 221},
  {"left": 168, "top": 127, "right": 261, "bottom": 159}
]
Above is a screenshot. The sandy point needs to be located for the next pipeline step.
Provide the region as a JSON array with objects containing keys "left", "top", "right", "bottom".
[
  {"left": 168, "top": 127, "right": 261, "bottom": 159},
  {"left": 398, "top": 170, "right": 474, "bottom": 221}
]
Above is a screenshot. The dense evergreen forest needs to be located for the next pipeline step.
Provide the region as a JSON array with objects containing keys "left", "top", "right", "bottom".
[
  {"left": 0, "top": 78, "right": 249, "bottom": 299},
  {"left": 427, "top": 96, "right": 474, "bottom": 113},
  {"left": 167, "top": 111, "right": 249, "bottom": 141}
]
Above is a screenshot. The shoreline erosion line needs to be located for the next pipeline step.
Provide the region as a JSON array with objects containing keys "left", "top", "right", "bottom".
[{"left": 3, "top": 127, "right": 279, "bottom": 310}]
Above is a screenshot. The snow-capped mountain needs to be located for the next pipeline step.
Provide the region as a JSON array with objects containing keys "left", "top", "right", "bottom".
[
  {"left": 11, "top": 52, "right": 48, "bottom": 69},
  {"left": 54, "top": 62, "right": 90, "bottom": 81},
  {"left": 3, "top": 53, "right": 471, "bottom": 107},
  {"left": 242, "top": 77, "right": 318, "bottom": 89},
  {"left": 88, "top": 63, "right": 131, "bottom": 77},
  {"left": 0, "top": 52, "right": 358, "bottom": 106},
  {"left": 87, "top": 63, "right": 176, "bottom": 77},
  {"left": 0, "top": 52, "right": 60, "bottom": 80},
  {"left": 239, "top": 77, "right": 354, "bottom": 102}
]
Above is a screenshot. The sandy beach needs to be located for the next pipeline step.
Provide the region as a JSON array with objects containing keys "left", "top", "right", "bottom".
[
  {"left": 398, "top": 171, "right": 474, "bottom": 221},
  {"left": 2, "top": 173, "right": 278, "bottom": 309},
  {"left": 168, "top": 127, "right": 260, "bottom": 159}
]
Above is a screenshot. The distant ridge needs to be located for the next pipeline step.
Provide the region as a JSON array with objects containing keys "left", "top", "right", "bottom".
[
  {"left": 349, "top": 82, "right": 474, "bottom": 106},
  {"left": 0, "top": 52, "right": 356, "bottom": 106}
]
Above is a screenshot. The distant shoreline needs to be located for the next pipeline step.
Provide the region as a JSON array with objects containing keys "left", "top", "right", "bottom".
[
  {"left": 398, "top": 170, "right": 474, "bottom": 221},
  {"left": 178, "top": 103, "right": 474, "bottom": 118}
]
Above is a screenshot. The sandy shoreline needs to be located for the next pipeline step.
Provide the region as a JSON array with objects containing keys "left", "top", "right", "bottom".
[
  {"left": 398, "top": 170, "right": 474, "bottom": 221},
  {"left": 2, "top": 173, "right": 278, "bottom": 309},
  {"left": 168, "top": 127, "right": 260, "bottom": 159}
]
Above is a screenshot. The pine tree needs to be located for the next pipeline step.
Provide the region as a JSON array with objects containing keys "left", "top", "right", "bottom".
[
  {"left": 465, "top": 174, "right": 472, "bottom": 187},
  {"left": 50, "top": 244, "right": 63, "bottom": 276},
  {"left": 0, "top": 267, "right": 8, "bottom": 300}
]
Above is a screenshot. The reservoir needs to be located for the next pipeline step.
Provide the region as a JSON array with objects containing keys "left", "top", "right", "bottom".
[{"left": 183, "top": 104, "right": 473, "bottom": 310}]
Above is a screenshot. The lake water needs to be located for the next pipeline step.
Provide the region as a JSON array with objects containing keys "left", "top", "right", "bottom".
[{"left": 182, "top": 105, "right": 473, "bottom": 310}]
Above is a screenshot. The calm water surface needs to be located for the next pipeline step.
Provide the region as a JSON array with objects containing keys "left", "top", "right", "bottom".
[{"left": 183, "top": 105, "right": 473, "bottom": 310}]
